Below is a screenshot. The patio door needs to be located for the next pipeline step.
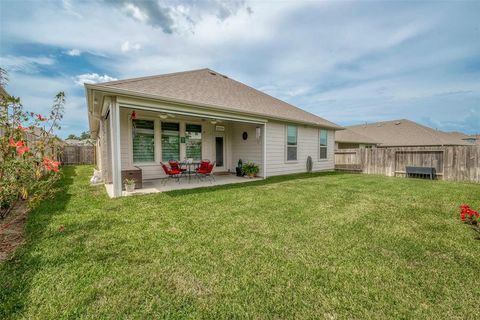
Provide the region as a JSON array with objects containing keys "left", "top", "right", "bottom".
[{"left": 215, "top": 135, "right": 225, "bottom": 171}]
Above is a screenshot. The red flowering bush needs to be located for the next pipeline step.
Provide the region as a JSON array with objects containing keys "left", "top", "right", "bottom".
[
  {"left": 459, "top": 204, "right": 480, "bottom": 239},
  {"left": 0, "top": 74, "right": 65, "bottom": 218}
]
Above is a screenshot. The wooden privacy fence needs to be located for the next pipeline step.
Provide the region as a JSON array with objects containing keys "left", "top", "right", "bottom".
[
  {"left": 60, "top": 145, "right": 95, "bottom": 165},
  {"left": 335, "top": 146, "right": 480, "bottom": 183}
]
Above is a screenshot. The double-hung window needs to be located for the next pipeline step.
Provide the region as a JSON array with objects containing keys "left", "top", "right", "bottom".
[
  {"left": 319, "top": 129, "right": 328, "bottom": 160},
  {"left": 286, "top": 125, "right": 297, "bottom": 161},
  {"left": 161, "top": 122, "right": 180, "bottom": 162},
  {"left": 185, "top": 124, "right": 202, "bottom": 160},
  {"left": 132, "top": 119, "right": 155, "bottom": 163}
]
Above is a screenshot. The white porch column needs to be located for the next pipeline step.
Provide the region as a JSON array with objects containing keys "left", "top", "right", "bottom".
[
  {"left": 109, "top": 97, "right": 122, "bottom": 197},
  {"left": 263, "top": 122, "right": 267, "bottom": 179}
]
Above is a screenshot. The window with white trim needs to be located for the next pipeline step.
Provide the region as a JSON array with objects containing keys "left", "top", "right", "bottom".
[
  {"left": 132, "top": 119, "right": 155, "bottom": 162},
  {"left": 161, "top": 122, "right": 180, "bottom": 162},
  {"left": 286, "top": 125, "right": 297, "bottom": 161},
  {"left": 185, "top": 124, "right": 202, "bottom": 160},
  {"left": 319, "top": 129, "right": 328, "bottom": 160}
]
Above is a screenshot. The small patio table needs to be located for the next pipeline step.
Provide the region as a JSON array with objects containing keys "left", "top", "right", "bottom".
[{"left": 179, "top": 161, "right": 201, "bottom": 182}]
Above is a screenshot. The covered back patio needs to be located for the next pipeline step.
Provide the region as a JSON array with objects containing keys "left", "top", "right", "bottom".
[
  {"left": 105, "top": 173, "right": 259, "bottom": 197},
  {"left": 98, "top": 96, "right": 267, "bottom": 197}
]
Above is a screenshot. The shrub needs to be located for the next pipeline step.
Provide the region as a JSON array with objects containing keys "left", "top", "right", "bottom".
[
  {"left": 0, "top": 83, "right": 65, "bottom": 218},
  {"left": 459, "top": 204, "right": 480, "bottom": 239},
  {"left": 242, "top": 162, "right": 259, "bottom": 177}
]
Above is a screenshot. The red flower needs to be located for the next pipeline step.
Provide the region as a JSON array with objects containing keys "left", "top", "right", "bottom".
[
  {"left": 37, "top": 114, "right": 47, "bottom": 121},
  {"left": 460, "top": 203, "right": 480, "bottom": 224},
  {"left": 43, "top": 157, "right": 60, "bottom": 172},
  {"left": 17, "top": 125, "right": 28, "bottom": 132},
  {"left": 16, "top": 145, "right": 29, "bottom": 155},
  {"left": 131, "top": 111, "right": 137, "bottom": 120}
]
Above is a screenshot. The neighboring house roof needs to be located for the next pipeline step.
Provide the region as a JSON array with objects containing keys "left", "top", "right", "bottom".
[
  {"left": 335, "top": 128, "right": 378, "bottom": 144},
  {"left": 341, "top": 119, "right": 473, "bottom": 147},
  {"left": 90, "top": 68, "right": 341, "bottom": 129},
  {"left": 470, "top": 135, "right": 480, "bottom": 145},
  {"left": 64, "top": 138, "right": 94, "bottom": 146}
]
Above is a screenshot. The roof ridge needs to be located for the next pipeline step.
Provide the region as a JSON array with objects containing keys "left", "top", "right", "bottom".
[
  {"left": 99, "top": 68, "right": 210, "bottom": 86},
  {"left": 219, "top": 72, "right": 339, "bottom": 126}
]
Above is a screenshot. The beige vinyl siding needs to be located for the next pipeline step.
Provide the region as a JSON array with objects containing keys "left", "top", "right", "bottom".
[
  {"left": 116, "top": 109, "right": 333, "bottom": 180},
  {"left": 266, "top": 121, "right": 335, "bottom": 176},
  {"left": 118, "top": 108, "right": 223, "bottom": 180},
  {"left": 231, "top": 123, "right": 264, "bottom": 177}
]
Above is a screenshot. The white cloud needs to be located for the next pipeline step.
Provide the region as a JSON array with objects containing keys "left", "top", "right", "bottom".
[
  {"left": 65, "top": 48, "right": 81, "bottom": 56},
  {"left": 122, "top": 3, "right": 148, "bottom": 24},
  {"left": 0, "top": 55, "right": 55, "bottom": 73},
  {"left": 74, "top": 73, "right": 117, "bottom": 85},
  {"left": 121, "top": 41, "right": 141, "bottom": 53},
  {"left": 2, "top": 0, "right": 479, "bottom": 134}
]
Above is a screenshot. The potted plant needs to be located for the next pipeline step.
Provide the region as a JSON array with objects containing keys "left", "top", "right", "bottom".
[
  {"left": 242, "top": 162, "right": 259, "bottom": 178},
  {"left": 124, "top": 178, "right": 136, "bottom": 192}
]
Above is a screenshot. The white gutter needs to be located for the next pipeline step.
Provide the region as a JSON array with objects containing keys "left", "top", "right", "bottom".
[{"left": 119, "top": 102, "right": 267, "bottom": 125}]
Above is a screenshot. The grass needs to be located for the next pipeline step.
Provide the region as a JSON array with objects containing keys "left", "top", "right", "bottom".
[{"left": 1, "top": 166, "right": 479, "bottom": 319}]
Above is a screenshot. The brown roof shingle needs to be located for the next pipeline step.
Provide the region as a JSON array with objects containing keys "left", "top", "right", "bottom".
[
  {"left": 342, "top": 119, "right": 473, "bottom": 147},
  {"left": 335, "top": 128, "right": 379, "bottom": 144},
  {"left": 97, "top": 68, "right": 341, "bottom": 129}
]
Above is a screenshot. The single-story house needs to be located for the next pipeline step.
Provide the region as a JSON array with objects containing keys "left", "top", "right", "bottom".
[
  {"left": 85, "top": 68, "right": 342, "bottom": 197},
  {"left": 335, "top": 119, "right": 475, "bottom": 148},
  {"left": 335, "top": 128, "right": 378, "bottom": 149}
]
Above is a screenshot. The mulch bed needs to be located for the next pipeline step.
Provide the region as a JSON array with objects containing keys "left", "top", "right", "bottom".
[{"left": 0, "top": 201, "right": 29, "bottom": 262}]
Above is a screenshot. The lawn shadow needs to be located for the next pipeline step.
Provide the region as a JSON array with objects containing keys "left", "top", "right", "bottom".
[
  {"left": 163, "top": 170, "right": 346, "bottom": 197},
  {"left": 0, "top": 166, "right": 76, "bottom": 319}
]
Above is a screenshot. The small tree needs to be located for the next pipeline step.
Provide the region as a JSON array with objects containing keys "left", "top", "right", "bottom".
[
  {"left": 0, "top": 71, "right": 65, "bottom": 218},
  {"left": 79, "top": 131, "right": 90, "bottom": 140},
  {"left": 67, "top": 134, "right": 79, "bottom": 140}
]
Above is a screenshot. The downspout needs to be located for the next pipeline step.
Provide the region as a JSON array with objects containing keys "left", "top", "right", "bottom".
[{"left": 263, "top": 122, "right": 267, "bottom": 179}]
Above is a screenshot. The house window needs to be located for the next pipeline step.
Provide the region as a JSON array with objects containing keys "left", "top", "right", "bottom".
[
  {"left": 319, "top": 129, "right": 328, "bottom": 159},
  {"left": 286, "top": 125, "right": 297, "bottom": 161},
  {"left": 132, "top": 119, "right": 155, "bottom": 162},
  {"left": 161, "top": 122, "right": 180, "bottom": 162},
  {"left": 186, "top": 124, "right": 202, "bottom": 160}
]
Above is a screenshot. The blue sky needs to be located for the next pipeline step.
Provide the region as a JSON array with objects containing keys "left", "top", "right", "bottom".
[{"left": 1, "top": 0, "right": 479, "bottom": 138}]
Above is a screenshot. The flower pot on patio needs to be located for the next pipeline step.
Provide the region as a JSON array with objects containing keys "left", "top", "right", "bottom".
[
  {"left": 124, "top": 178, "right": 136, "bottom": 192},
  {"left": 242, "top": 162, "right": 259, "bottom": 179}
]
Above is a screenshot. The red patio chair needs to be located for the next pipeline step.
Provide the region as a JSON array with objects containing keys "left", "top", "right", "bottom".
[
  {"left": 169, "top": 161, "right": 187, "bottom": 173},
  {"left": 161, "top": 162, "right": 181, "bottom": 184},
  {"left": 195, "top": 160, "right": 210, "bottom": 173},
  {"left": 196, "top": 161, "right": 216, "bottom": 182}
]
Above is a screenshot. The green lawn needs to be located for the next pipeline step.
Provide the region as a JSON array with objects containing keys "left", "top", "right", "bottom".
[{"left": 1, "top": 166, "right": 479, "bottom": 319}]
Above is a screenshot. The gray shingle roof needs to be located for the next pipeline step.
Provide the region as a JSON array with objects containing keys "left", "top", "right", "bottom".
[
  {"left": 98, "top": 68, "right": 341, "bottom": 129},
  {"left": 335, "top": 128, "right": 379, "bottom": 144},
  {"left": 340, "top": 119, "right": 473, "bottom": 147}
]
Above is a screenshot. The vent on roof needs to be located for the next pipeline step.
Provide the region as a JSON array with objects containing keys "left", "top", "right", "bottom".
[
  {"left": 394, "top": 121, "right": 401, "bottom": 125},
  {"left": 222, "top": 75, "right": 228, "bottom": 78},
  {"left": 209, "top": 71, "right": 217, "bottom": 76}
]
